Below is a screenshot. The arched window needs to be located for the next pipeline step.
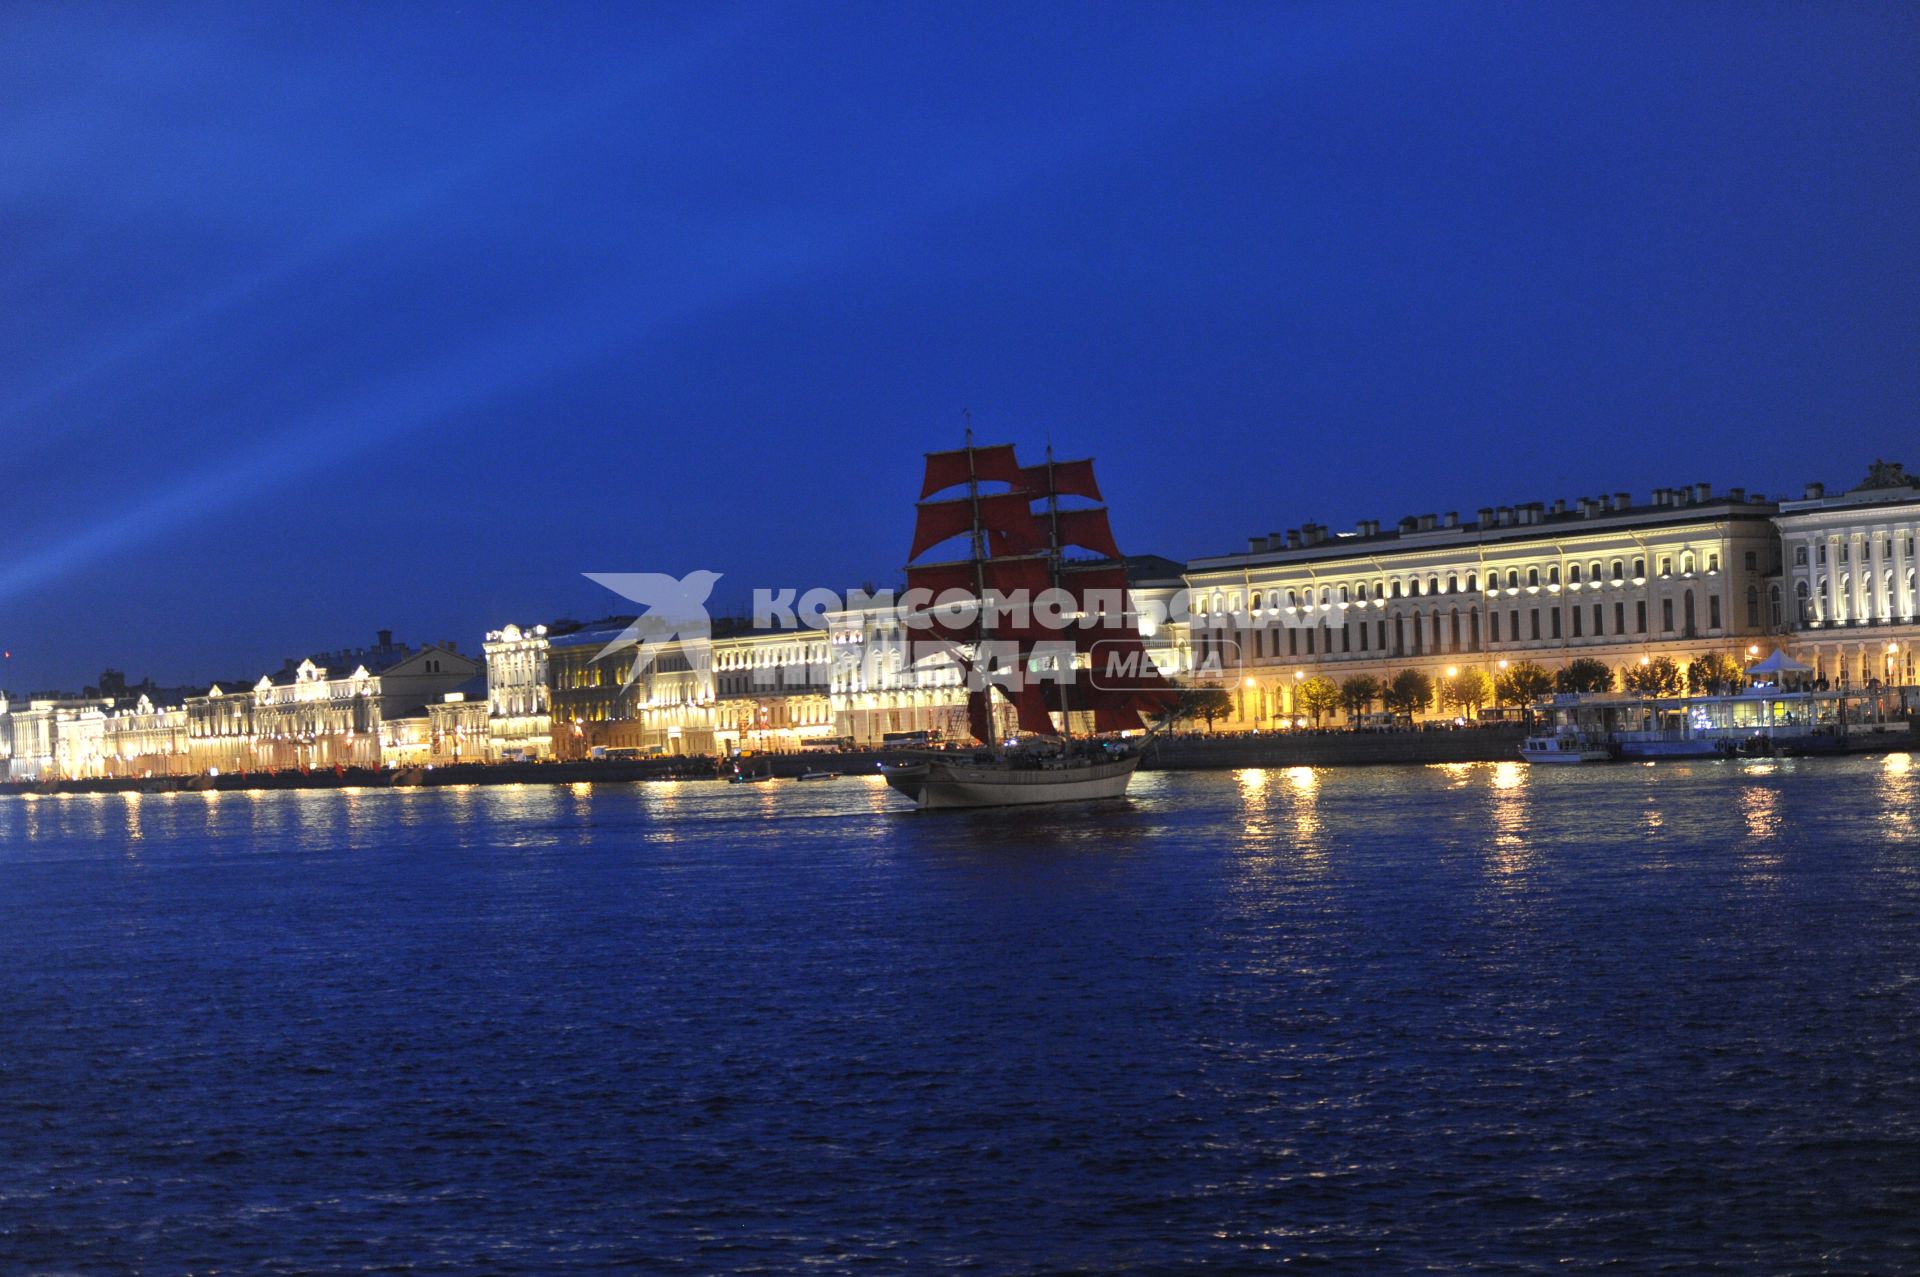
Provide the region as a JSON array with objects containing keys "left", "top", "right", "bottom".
[
  {"left": 1611, "top": 559, "right": 1624, "bottom": 581},
  {"left": 1391, "top": 581, "right": 1402, "bottom": 599},
  {"left": 1319, "top": 587, "right": 1331, "bottom": 606},
  {"left": 1769, "top": 584, "right": 1782, "bottom": 628},
  {"left": 1548, "top": 565, "right": 1560, "bottom": 586},
  {"left": 1794, "top": 546, "right": 1808, "bottom": 566},
  {"left": 1249, "top": 592, "right": 1262, "bottom": 612},
  {"left": 1590, "top": 561, "right": 1602, "bottom": 582},
  {"left": 1507, "top": 570, "right": 1519, "bottom": 589},
  {"left": 1446, "top": 573, "right": 1458, "bottom": 594},
  {"left": 1340, "top": 585, "right": 1351, "bottom": 603},
  {"left": 1682, "top": 552, "right": 1696, "bottom": 575},
  {"left": 1528, "top": 568, "right": 1540, "bottom": 587},
  {"left": 1569, "top": 563, "right": 1582, "bottom": 584},
  {"left": 1466, "top": 572, "right": 1478, "bottom": 592},
  {"left": 1633, "top": 557, "right": 1645, "bottom": 578},
  {"left": 1357, "top": 583, "right": 1369, "bottom": 602},
  {"left": 1429, "top": 575, "right": 1440, "bottom": 595},
  {"left": 1287, "top": 589, "right": 1299, "bottom": 608}
]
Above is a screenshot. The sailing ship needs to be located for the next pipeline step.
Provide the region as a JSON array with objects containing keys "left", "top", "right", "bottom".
[{"left": 878, "top": 437, "right": 1179, "bottom": 809}]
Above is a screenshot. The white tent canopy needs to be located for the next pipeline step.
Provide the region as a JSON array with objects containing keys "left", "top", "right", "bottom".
[{"left": 1746, "top": 648, "right": 1813, "bottom": 677}]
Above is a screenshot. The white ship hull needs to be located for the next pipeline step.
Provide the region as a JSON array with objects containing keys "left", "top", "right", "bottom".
[{"left": 881, "top": 754, "right": 1140, "bottom": 809}]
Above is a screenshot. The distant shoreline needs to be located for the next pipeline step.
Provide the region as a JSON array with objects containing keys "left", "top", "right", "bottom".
[{"left": 6, "top": 723, "right": 1915, "bottom": 798}]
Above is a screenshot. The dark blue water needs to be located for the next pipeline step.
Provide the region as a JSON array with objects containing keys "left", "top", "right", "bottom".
[{"left": 2, "top": 758, "right": 1917, "bottom": 1274}]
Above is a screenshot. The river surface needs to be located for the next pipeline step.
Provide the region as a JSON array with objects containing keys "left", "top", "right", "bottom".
[{"left": 2, "top": 758, "right": 1917, "bottom": 1275}]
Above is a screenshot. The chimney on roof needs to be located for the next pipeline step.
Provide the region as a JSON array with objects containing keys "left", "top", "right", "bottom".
[
  {"left": 1805, "top": 482, "right": 1825, "bottom": 499},
  {"left": 1577, "top": 498, "right": 1594, "bottom": 518},
  {"left": 1286, "top": 529, "right": 1302, "bottom": 549},
  {"left": 1728, "top": 487, "right": 1745, "bottom": 502},
  {"left": 1496, "top": 506, "right": 1513, "bottom": 526},
  {"left": 1550, "top": 499, "right": 1566, "bottom": 515},
  {"left": 1248, "top": 536, "right": 1266, "bottom": 553},
  {"left": 377, "top": 629, "right": 393, "bottom": 648},
  {"left": 1695, "top": 482, "right": 1711, "bottom": 502},
  {"left": 1444, "top": 511, "right": 1459, "bottom": 528},
  {"left": 1476, "top": 507, "right": 1493, "bottom": 526},
  {"left": 1615, "top": 492, "right": 1630, "bottom": 509},
  {"left": 1750, "top": 492, "right": 1766, "bottom": 503}
]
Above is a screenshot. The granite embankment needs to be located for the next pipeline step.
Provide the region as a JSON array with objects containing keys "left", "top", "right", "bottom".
[
  {"left": 1138, "top": 727, "right": 1528, "bottom": 770},
  {"left": 0, "top": 729, "right": 1543, "bottom": 796}
]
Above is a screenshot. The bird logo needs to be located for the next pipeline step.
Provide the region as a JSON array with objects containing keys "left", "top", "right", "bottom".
[{"left": 584, "top": 569, "right": 723, "bottom": 690}]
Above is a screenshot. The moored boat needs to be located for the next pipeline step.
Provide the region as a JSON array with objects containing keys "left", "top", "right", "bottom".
[{"left": 1519, "top": 731, "right": 1613, "bottom": 764}]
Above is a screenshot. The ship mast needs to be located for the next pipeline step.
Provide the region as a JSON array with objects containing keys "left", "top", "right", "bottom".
[
  {"left": 1041, "top": 443, "right": 1074, "bottom": 742},
  {"left": 962, "top": 423, "right": 1000, "bottom": 757}
]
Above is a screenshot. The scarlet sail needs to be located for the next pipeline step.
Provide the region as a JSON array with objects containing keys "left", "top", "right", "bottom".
[
  {"left": 1020, "top": 457, "right": 1102, "bottom": 502},
  {"left": 909, "top": 492, "right": 1045, "bottom": 560},
  {"left": 921, "top": 443, "right": 1023, "bottom": 498},
  {"left": 903, "top": 437, "right": 1173, "bottom": 744}
]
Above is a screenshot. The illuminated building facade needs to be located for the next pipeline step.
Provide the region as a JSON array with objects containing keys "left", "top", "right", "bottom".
[
  {"left": 428, "top": 691, "right": 491, "bottom": 766},
  {"left": 1184, "top": 485, "right": 1783, "bottom": 724},
  {"left": 100, "top": 695, "right": 192, "bottom": 778},
  {"left": 1776, "top": 462, "right": 1920, "bottom": 687},
  {"left": 484, "top": 624, "right": 552, "bottom": 761}
]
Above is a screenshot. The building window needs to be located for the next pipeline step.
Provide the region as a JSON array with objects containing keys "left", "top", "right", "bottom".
[
  {"left": 1708, "top": 594, "right": 1721, "bottom": 630},
  {"left": 1490, "top": 612, "right": 1501, "bottom": 642},
  {"left": 1818, "top": 545, "right": 1827, "bottom": 564},
  {"left": 1633, "top": 557, "right": 1645, "bottom": 578},
  {"left": 1530, "top": 610, "right": 1541, "bottom": 640},
  {"left": 1507, "top": 570, "right": 1519, "bottom": 589},
  {"left": 1660, "top": 556, "right": 1673, "bottom": 577},
  {"left": 1746, "top": 586, "right": 1760, "bottom": 627},
  {"left": 1593, "top": 602, "right": 1603, "bottom": 634},
  {"left": 1707, "top": 553, "right": 1719, "bottom": 573},
  {"left": 1550, "top": 609, "right": 1562, "bottom": 639},
  {"left": 1571, "top": 608, "right": 1582, "bottom": 637},
  {"left": 1466, "top": 573, "right": 1477, "bottom": 592},
  {"left": 1614, "top": 601, "right": 1625, "bottom": 634},
  {"left": 1511, "top": 609, "right": 1520, "bottom": 640},
  {"left": 1570, "top": 563, "right": 1582, "bottom": 584},
  {"left": 1528, "top": 568, "right": 1540, "bottom": 587},
  {"left": 1637, "top": 600, "right": 1648, "bottom": 633},
  {"left": 1548, "top": 566, "right": 1560, "bottom": 586},
  {"left": 1839, "top": 543, "right": 1849, "bottom": 563},
  {"left": 1662, "top": 597, "right": 1675, "bottom": 632}
]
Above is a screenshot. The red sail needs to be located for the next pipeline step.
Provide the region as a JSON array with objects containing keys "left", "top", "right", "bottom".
[
  {"left": 1054, "top": 507, "right": 1124, "bottom": 560},
  {"left": 1094, "top": 701, "right": 1146, "bottom": 734},
  {"left": 1058, "top": 563, "right": 1131, "bottom": 618},
  {"left": 966, "top": 690, "right": 994, "bottom": 744},
  {"left": 985, "top": 554, "right": 1052, "bottom": 598},
  {"left": 1014, "top": 683, "right": 1059, "bottom": 736},
  {"left": 909, "top": 492, "right": 1045, "bottom": 560},
  {"left": 1021, "top": 457, "right": 1102, "bottom": 502},
  {"left": 921, "top": 443, "right": 1024, "bottom": 499},
  {"left": 905, "top": 561, "right": 975, "bottom": 599}
]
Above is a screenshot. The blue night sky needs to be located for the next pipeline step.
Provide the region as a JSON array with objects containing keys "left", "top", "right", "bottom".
[{"left": 2, "top": 3, "right": 1916, "bottom": 693}]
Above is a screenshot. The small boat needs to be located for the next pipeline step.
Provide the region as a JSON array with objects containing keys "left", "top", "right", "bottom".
[
  {"left": 797, "top": 770, "right": 840, "bottom": 781},
  {"left": 1519, "top": 731, "right": 1614, "bottom": 764},
  {"left": 389, "top": 766, "right": 428, "bottom": 787},
  {"left": 727, "top": 769, "right": 772, "bottom": 784}
]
